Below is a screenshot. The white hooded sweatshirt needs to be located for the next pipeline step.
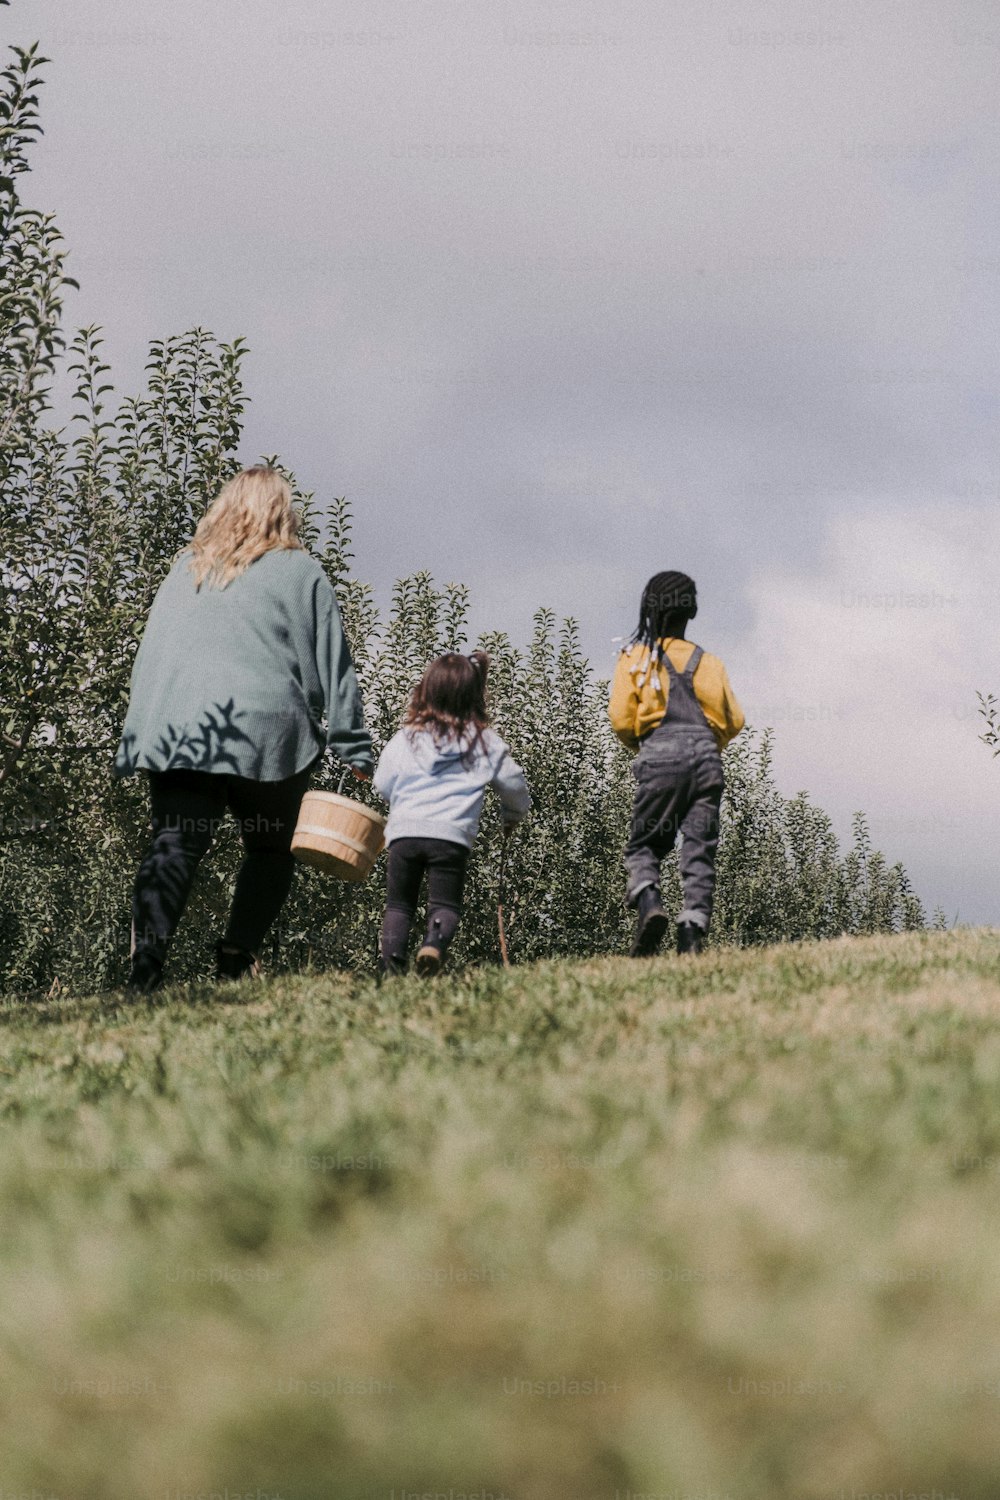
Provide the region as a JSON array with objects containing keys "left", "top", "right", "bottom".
[{"left": 373, "top": 727, "right": 531, "bottom": 849}]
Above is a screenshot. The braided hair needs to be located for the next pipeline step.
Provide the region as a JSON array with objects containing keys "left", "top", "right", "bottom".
[
  {"left": 628, "top": 571, "right": 698, "bottom": 689},
  {"left": 634, "top": 570, "right": 697, "bottom": 650}
]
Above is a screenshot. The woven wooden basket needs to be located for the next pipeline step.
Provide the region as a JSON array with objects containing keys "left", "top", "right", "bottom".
[{"left": 291, "top": 790, "right": 386, "bottom": 882}]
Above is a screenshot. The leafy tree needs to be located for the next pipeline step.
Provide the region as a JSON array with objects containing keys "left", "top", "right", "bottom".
[
  {"left": 0, "top": 39, "right": 77, "bottom": 789},
  {"left": 978, "top": 693, "right": 999, "bottom": 757}
]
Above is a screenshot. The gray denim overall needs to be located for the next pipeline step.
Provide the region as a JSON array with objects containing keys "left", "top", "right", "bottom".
[{"left": 623, "top": 644, "right": 724, "bottom": 930}]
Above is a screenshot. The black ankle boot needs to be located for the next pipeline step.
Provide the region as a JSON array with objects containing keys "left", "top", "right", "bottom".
[
  {"left": 676, "top": 921, "right": 705, "bottom": 956},
  {"left": 415, "top": 944, "right": 442, "bottom": 977},
  {"left": 215, "top": 942, "right": 261, "bottom": 981},
  {"left": 417, "top": 910, "right": 456, "bottom": 976},
  {"left": 629, "top": 885, "right": 669, "bottom": 958},
  {"left": 126, "top": 950, "right": 164, "bottom": 996}
]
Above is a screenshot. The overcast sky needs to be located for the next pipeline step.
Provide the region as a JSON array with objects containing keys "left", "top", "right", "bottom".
[{"left": 13, "top": 0, "right": 1000, "bottom": 922}]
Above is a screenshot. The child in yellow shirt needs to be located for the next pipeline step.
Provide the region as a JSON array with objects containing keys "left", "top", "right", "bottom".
[{"left": 608, "top": 570, "right": 744, "bottom": 956}]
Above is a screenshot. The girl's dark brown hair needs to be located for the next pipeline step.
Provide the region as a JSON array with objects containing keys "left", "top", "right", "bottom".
[{"left": 405, "top": 651, "right": 491, "bottom": 762}]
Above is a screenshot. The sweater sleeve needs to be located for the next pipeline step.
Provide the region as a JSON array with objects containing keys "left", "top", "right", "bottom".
[
  {"left": 491, "top": 740, "right": 532, "bottom": 828},
  {"left": 315, "top": 581, "right": 374, "bottom": 773},
  {"left": 718, "top": 664, "right": 745, "bottom": 748},
  {"left": 607, "top": 651, "right": 640, "bottom": 750}
]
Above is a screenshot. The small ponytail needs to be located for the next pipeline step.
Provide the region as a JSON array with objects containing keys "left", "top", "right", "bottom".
[{"left": 469, "top": 649, "right": 490, "bottom": 687}]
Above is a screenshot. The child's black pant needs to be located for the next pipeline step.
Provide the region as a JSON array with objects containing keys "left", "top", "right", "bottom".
[
  {"left": 131, "top": 766, "right": 313, "bottom": 967},
  {"left": 623, "top": 726, "right": 724, "bottom": 931},
  {"left": 381, "top": 837, "right": 469, "bottom": 973}
]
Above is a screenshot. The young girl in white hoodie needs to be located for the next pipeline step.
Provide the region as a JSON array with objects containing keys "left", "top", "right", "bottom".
[{"left": 374, "top": 651, "right": 531, "bottom": 976}]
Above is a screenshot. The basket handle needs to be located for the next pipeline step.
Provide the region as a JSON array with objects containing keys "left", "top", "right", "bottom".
[{"left": 334, "top": 759, "right": 373, "bottom": 797}]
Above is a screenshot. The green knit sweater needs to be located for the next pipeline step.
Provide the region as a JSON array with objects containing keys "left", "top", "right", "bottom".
[{"left": 114, "top": 548, "right": 373, "bottom": 782}]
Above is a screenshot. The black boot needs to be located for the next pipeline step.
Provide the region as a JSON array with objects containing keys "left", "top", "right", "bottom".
[
  {"left": 676, "top": 921, "right": 705, "bottom": 956},
  {"left": 629, "top": 885, "right": 669, "bottom": 958},
  {"left": 415, "top": 944, "right": 442, "bottom": 978},
  {"left": 126, "top": 950, "right": 164, "bottom": 996},
  {"left": 215, "top": 941, "right": 261, "bottom": 981},
  {"left": 415, "top": 909, "right": 458, "bottom": 977}
]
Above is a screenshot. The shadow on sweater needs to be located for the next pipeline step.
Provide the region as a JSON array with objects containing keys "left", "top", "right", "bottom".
[{"left": 117, "top": 700, "right": 257, "bottom": 776}]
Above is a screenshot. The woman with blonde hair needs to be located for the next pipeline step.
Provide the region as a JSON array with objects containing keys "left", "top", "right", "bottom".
[{"left": 115, "top": 466, "right": 373, "bottom": 993}]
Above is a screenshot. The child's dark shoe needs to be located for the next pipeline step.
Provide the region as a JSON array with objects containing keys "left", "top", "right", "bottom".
[
  {"left": 676, "top": 921, "right": 704, "bottom": 956},
  {"left": 126, "top": 951, "right": 164, "bottom": 996},
  {"left": 415, "top": 945, "right": 443, "bottom": 977},
  {"left": 629, "top": 886, "right": 669, "bottom": 958},
  {"left": 215, "top": 941, "right": 261, "bottom": 981}
]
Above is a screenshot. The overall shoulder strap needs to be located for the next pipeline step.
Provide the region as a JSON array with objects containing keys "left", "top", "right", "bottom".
[{"left": 683, "top": 644, "right": 704, "bottom": 677}]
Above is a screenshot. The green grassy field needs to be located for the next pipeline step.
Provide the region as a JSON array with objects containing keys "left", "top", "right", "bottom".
[{"left": 1, "top": 931, "right": 999, "bottom": 1500}]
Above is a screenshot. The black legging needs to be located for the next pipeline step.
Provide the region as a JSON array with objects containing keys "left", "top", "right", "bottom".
[
  {"left": 131, "top": 766, "right": 313, "bottom": 965},
  {"left": 380, "top": 836, "right": 469, "bottom": 973}
]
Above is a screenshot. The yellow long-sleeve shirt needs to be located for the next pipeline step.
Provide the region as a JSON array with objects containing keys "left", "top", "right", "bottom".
[{"left": 608, "top": 638, "right": 745, "bottom": 752}]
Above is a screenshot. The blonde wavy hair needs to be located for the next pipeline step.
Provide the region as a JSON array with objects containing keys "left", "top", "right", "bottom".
[{"left": 187, "top": 467, "right": 303, "bottom": 588}]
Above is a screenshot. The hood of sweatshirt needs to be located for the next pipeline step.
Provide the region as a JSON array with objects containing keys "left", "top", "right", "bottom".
[{"left": 406, "top": 728, "right": 494, "bottom": 775}]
